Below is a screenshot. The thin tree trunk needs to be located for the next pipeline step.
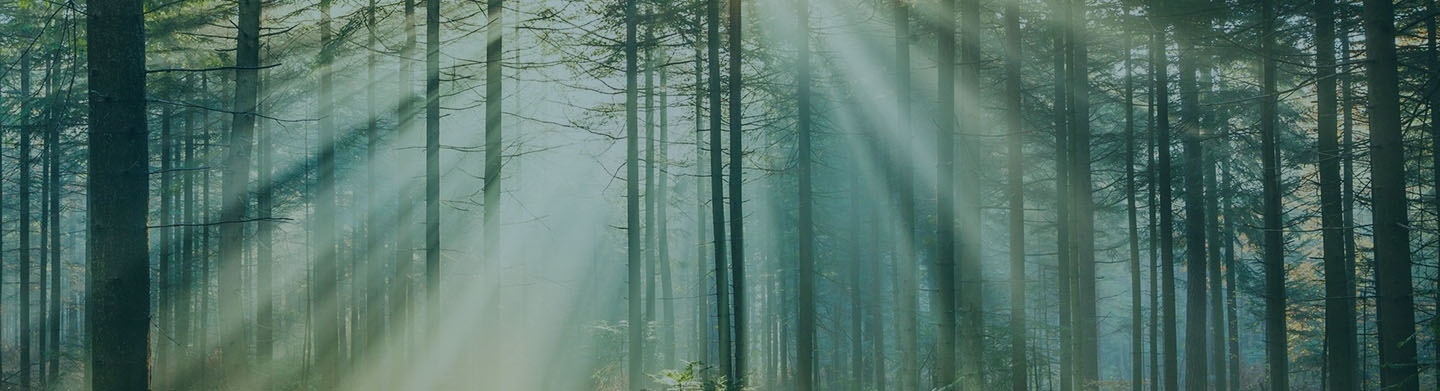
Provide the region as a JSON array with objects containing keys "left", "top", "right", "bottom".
[
  {"left": 178, "top": 100, "right": 198, "bottom": 390},
  {"left": 85, "top": 0, "right": 151, "bottom": 384},
  {"left": 625, "top": 0, "right": 644, "bottom": 387},
  {"left": 1067, "top": 1, "right": 1098, "bottom": 388},
  {"left": 362, "top": 0, "right": 383, "bottom": 370},
  {"left": 1177, "top": 10, "right": 1207, "bottom": 391},
  {"left": 221, "top": 0, "right": 261, "bottom": 381},
  {"left": 937, "top": 0, "right": 959, "bottom": 386},
  {"left": 392, "top": 0, "right": 419, "bottom": 376},
  {"left": 727, "top": 0, "right": 748, "bottom": 383},
  {"left": 958, "top": 0, "right": 985, "bottom": 385},
  {"left": 659, "top": 60, "right": 677, "bottom": 370},
  {"left": 1222, "top": 144, "right": 1240, "bottom": 391},
  {"left": 1150, "top": 17, "right": 1180, "bottom": 391},
  {"left": 317, "top": 0, "right": 342, "bottom": 386},
  {"left": 46, "top": 60, "right": 63, "bottom": 386},
  {"left": 157, "top": 104, "right": 174, "bottom": 390},
  {"left": 1147, "top": 28, "right": 1160, "bottom": 391},
  {"left": 1052, "top": 2, "right": 1072, "bottom": 387},
  {"left": 1124, "top": 25, "right": 1142, "bottom": 391},
  {"left": 1258, "top": 0, "right": 1289, "bottom": 388},
  {"left": 893, "top": 2, "right": 920, "bottom": 389},
  {"left": 705, "top": 0, "right": 733, "bottom": 383},
  {"left": 1317, "top": 0, "right": 1356, "bottom": 387},
  {"left": 424, "top": 0, "right": 442, "bottom": 357},
  {"left": 796, "top": 0, "right": 815, "bottom": 388},
  {"left": 20, "top": 52, "right": 34, "bottom": 391},
  {"left": 482, "top": 0, "right": 504, "bottom": 379},
  {"left": 1006, "top": 1, "right": 1028, "bottom": 389},
  {"left": 1362, "top": 0, "right": 1420, "bottom": 389},
  {"left": 257, "top": 64, "right": 275, "bottom": 376}
]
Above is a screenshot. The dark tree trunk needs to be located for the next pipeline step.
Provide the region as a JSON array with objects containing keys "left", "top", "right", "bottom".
[
  {"left": 317, "top": 0, "right": 342, "bottom": 386},
  {"left": 1005, "top": 2, "right": 1028, "bottom": 390},
  {"left": 797, "top": 0, "right": 815, "bottom": 388},
  {"left": 20, "top": 52, "right": 33, "bottom": 391},
  {"left": 1067, "top": 2, "right": 1098, "bottom": 388},
  {"left": 221, "top": 0, "right": 260, "bottom": 381},
  {"left": 625, "top": 0, "right": 644, "bottom": 388},
  {"left": 727, "top": 0, "right": 748, "bottom": 384},
  {"left": 937, "top": 0, "right": 958, "bottom": 386},
  {"left": 84, "top": 0, "right": 151, "bottom": 384},
  {"left": 1362, "top": 0, "right": 1420, "bottom": 389},
  {"left": 1052, "top": 1, "right": 1071, "bottom": 387},
  {"left": 1124, "top": 26, "right": 1142, "bottom": 391},
  {"left": 424, "top": 0, "right": 442, "bottom": 358},
  {"left": 705, "top": 0, "right": 733, "bottom": 383},
  {"left": 1258, "top": 0, "right": 1290, "bottom": 389},
  {"left": 1147, "top": 28, "right": 1161, "bottom": 391},
  {"left": 1177, "top": 11, "right": 1208, "bottom": 391},
  {"left": 893, "top": 2, "right": 920, "bottom": 389},
  {"left": 1317, "top": 0, "right": 1356, "bottom": 388}
]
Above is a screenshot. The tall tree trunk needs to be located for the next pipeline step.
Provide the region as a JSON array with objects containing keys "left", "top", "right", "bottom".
[
  {"left": 796, "top": 0, "right": 815, "bottom": 388},
  {"left": 1067, "top": 1, "right": 1098, "bottom": 388},
  {"left": 424, "top": 0, "right": 442, "bottom": 355},
  {"left": 1197, "top": 65, "right": 1224, "bottom": 391},
  {"left": 1147, "top": 29, "right": 1160, "bottom": 391},
  {"left": 257, "top": 65, "right": 275, "bottom": 376},
  {"left": 1221, "top": 150, "right": 1241, "bottom": 391},
  {"left": 958, "top": 0, "right": 985, "bottom": 387},
  {"left": 1149, "top": 15, "right": 1179, "bottom": 391},
  {"left": 392, "top": 0, "right": 419, "bottom": 374},
  {"left": 1362, "top": 0, "right": 1420, "bottom": 389},
  {"left": 1317, "top": 0, "right": 1356, "bottom": 387},
  {"left": 317, "top": 0, "right": 342, "bottom": 386},
  {"left": 20, "top": 52, "right": 34, "bottom": 391},
  {"left": 1258, "top": 0, "right": 1289, "bottom": 388},
  {"left": 84, "top": 0, "right": 151, "bottom": 384},
  {"left": 893, "top": 2, "right": 920, "bottom": 389},
  {"left": 158, "top": 104, "right": 174, "bottom": 390},
  {"left": 363, "top": 0, "right": 383, "bottom": 370},
  {"left": 482, "top": 0, "right": 504, "bottom": 379},
  {"left": 659, "top": 60, "right": 677, "bottom": 370},
  {"left": 693, "top": 41, "right": 710, "bottom": 378},
  {"left": 937, "top": 0, "right": 959, "bottom": 386},
  {"left": 625, "top": 0, "right": 644, "bottom": 388},
  {"left": 46, "top": 60, "right": 62, "bottom": 386},
  {"left": 222, "top": 0, "right": 261, "bottom": 381},
  {"left": 1428, "top": 2, "right": 1440, "bottom": 389},
  {"left": 1124, "top": 25, "right": 1142, "bottom": 391},
  {"left": 849, "top": 180, "right": 863, "bottom": 391},
  {"left": 644, "top": 21, "right": 658, "bottom": 376},
  {"left": 178, "top": 101, "right": 198, "bottom": 390},
  {"left": 1052, "top": 2, "right": 1072, "bottom": 387},
  {"left": 1177, "top": 9, "right": 1207, "bottom": 391},
  {"left": 1005, "top": 2, "right": 1028, "bottom": 390},
  {"left": 706, "top": 0, "right": 733, "bottom": 383},
  {"left": 727, "top": 0, "right": 748, "bottom": 383}
]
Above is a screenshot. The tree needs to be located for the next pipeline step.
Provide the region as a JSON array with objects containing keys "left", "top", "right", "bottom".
[
  {"left": 1362, "top": 0, "right": 1420, "bottom": 389},
  {"left": 1177, "top": 2, "right": 1208, "bottom": 388},
  {"left": 625, "top": 0, "right": 644, "bottom": 388},
  {"left": 315, "top": 0, "right": 342, "bottom": 386},
  {"left": 20, "top": 51, "right": 34, "bottom": 391},
  {"left": 220, "top": 0, "right": 260, "bottom": 380},
  {"left": 1257, "top": 0, "right": 1289, "bottom": 388},
  {"left": 1005, "top": 1, "right": 1028, "bottom": 390},
  {"left": 1123, "top": 22, "right": 1142, "bottom": 391},
  {"left": 1149, "top": 7, "right": 1180, "bottom": 391},
  {"left": 1316, "top": 0, "right": 1356, "bottom": 387},
  {"left": 892, "top": 3, "right": 920, "bottom": 390},
  {"left": 796, "top": 0, "right": 816, "bottom": 388},
  {"left": 726, "top": 0, "right": 748, "bottom": 383},
  {"left": 936, "top": 0, "right": 959, "bottom": 386},
  {"left": 85, "top": 0, "right": 151, "bottom": 386}
]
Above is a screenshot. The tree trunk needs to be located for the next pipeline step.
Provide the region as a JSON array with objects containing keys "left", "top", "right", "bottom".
[
  {"left": 46, "top": 60, "right": 63, "bottom": 386},
  {"left": 1052, "top": 1, "right": 1072, "bottom": 386},
  {"left": 1317, "top": 0, "right": 1356, "bottom": 387},
  {"left": 1177, "top": 10, "right": 1207, "bottom": 391},
  {"left": 1005, "top": 2, "right": 1027, "bottom": 390},
  {"left": 257, "top": 64, "right": 275, "bottom": 375},
  {"left": 1258, "top": 0, "right": 1289, "bottom": 389},
  {"left": 178, "top": 101, "right": 198, "bottom": 390},
  {"left": 893, "top": 2, "right": 920, "bottom": 389},
  {"left": 659, "top": 60, "right": 677, "bottom": 370},
  {"left": 796, "top": 0, "right": 815, "bottom": 388},
  {"left": 1222, "top": 144, "right": 1241, "bottom": 391},
  {"left": 1147, "top": 28, "right": 1160, "bottom": 391},
  {"left": 625, "top": 0, "right": 644, "bottom": 388},
  {"left": 20, "top": 52, "right": 34, "bottom": 391},
  {"left": 1067, "top": 1, "right": 1098, "bottom": 388},
  {"left": 221, "top": 0, "right": 260, "bottom": 381},
  {"left": 84, "top": 0, "right": 151, "bottom": 384},
  {"left": 727, "top": 0, "right": 748, "bottom": 383},
  {"left": 482, "top": 0, "right": 504, "bottom": 380},
  {"left": 158, "top": 104, "right": 174, "bottom": 390},
  {"left": 1150, "top": 15, "right": 1180, "bottom": 391},
  {"left": 1124, "top": 25, "right": 1141, "bottom": 391},
  {"left": 705, "top": 0, "right": 733, "bottom": 383},
  {"left": 937, "top": 0, "right": 958, "bottom": 386},
  {"left": 1362, "top": 0, "right": 1420, "bottom": 389},
  {"left": 391, "top": 0, "right": 419, "bottom": 375},
  {"left": 424, "top": 0, "right": 442, "bottom": 360},
  {"left": 363, "top": 0, "right": 383, "bottom": 371},
  {"left": 317, "top": 0, "right": 342, "bottom": 386}
]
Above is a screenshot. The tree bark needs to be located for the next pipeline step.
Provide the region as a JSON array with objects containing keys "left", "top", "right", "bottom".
[
  {"left": 1317, "top": 0, "right": 1356, "bottom": 388},
  {"left": 1005, "top": 2, "right": 1028, "bottom": 390},
  {"left": 221, "top": 0, "right": 260, "bottom": 381},
  {"left": 625, "top": 0, "right": 644, "bottom": 388},
  {"left": 797, "top": 0, "right": 815, "bottom": 388},
  {"left": 1362, "top": 0, "right": 1420, "bottom": 389},
  {"left": 1177, "top": 10, "right": 1207, "bottom": 391},
  {"left": 1258, "top": 0, "right": 1289, "bottom": 389},
  {"left": 893, "top": 2, "right": 920, "bottom": 389},
  {"left": 85, "top": 0, "right": 151, "bottom": 384}
]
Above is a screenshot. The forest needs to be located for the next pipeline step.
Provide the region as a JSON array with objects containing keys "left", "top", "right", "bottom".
[{"left": 0, "top": 0, "right": 1437, "bottom": 389}]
